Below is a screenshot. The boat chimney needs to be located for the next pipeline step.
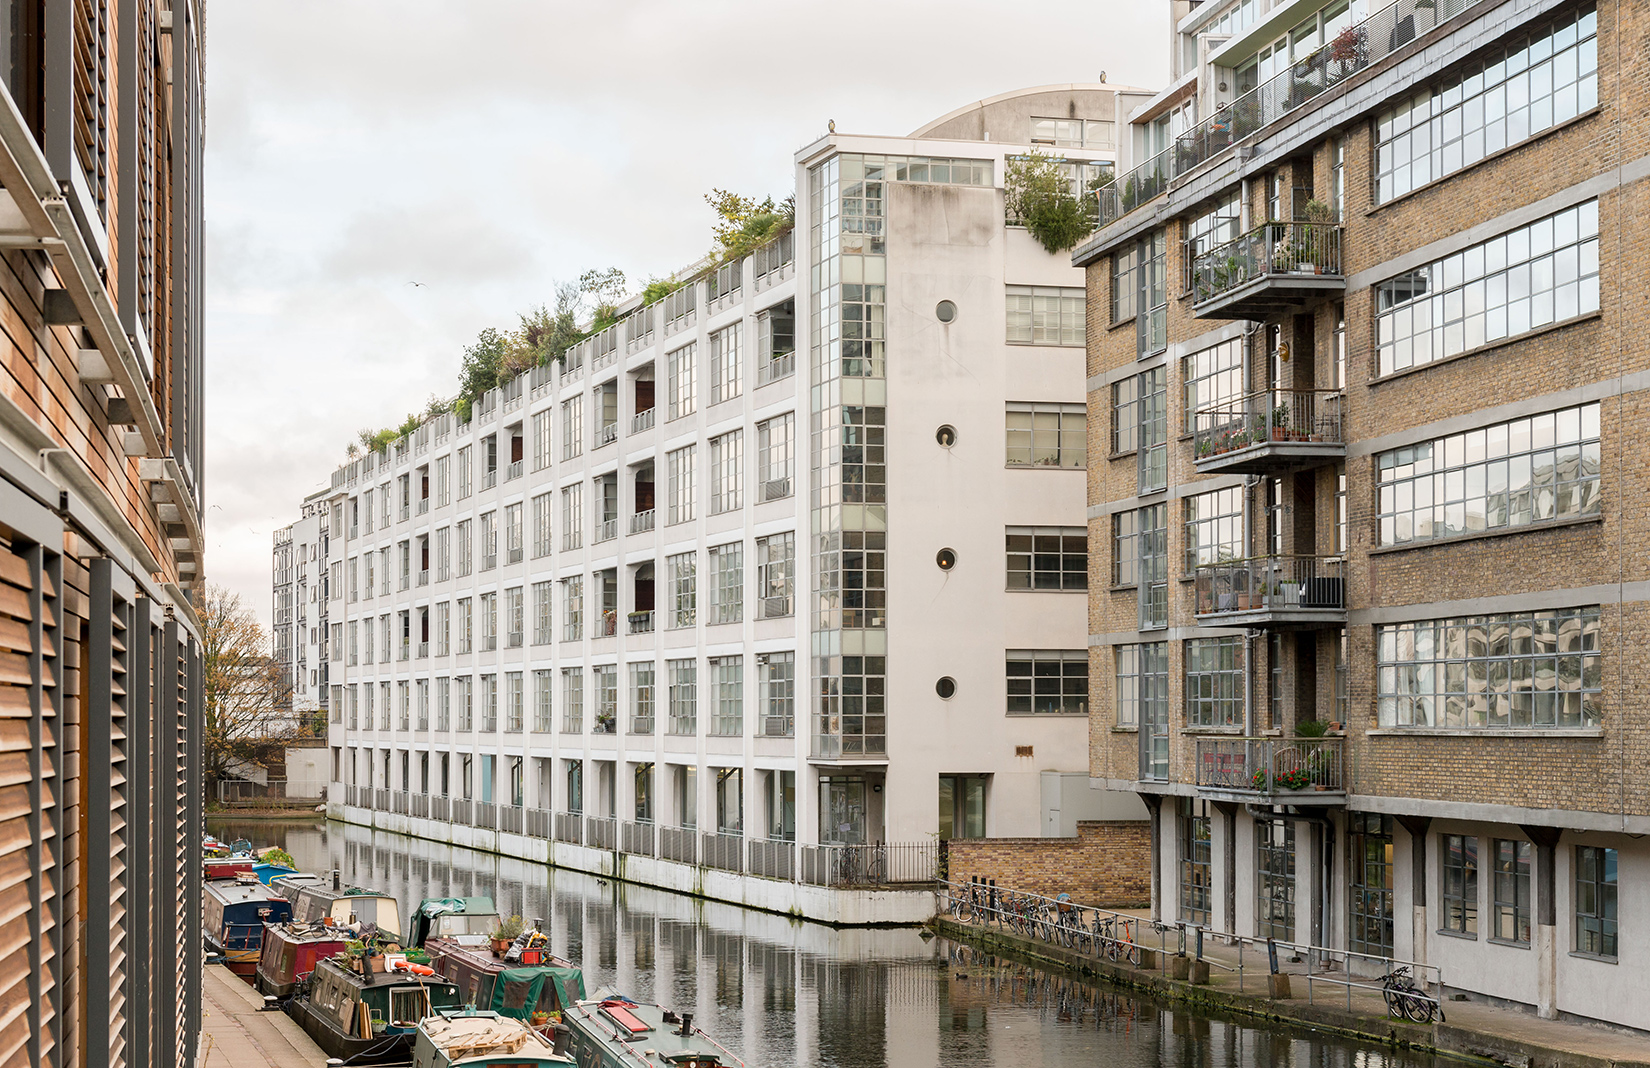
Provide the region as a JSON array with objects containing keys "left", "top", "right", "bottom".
[
  {"left": 332, "top": 869, "right": 341, "bottom": 890},
  {"left": 678, "top": 1012, "right": 693, "bottom": 1037}
]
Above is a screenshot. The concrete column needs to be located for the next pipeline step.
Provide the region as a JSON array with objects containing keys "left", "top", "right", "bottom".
[
  {"left": 1397, "top": 815, "right": 1431, "bottom": 968},
  {"left": 1523, "top": 825, "right": 1562, "bottom": 1019},
  {"left": 1143, "top": 794, "right": 1164, "bottom": 922},
  {"left": 1214, "top": 801, "right": 1239, "bottom": 937}
]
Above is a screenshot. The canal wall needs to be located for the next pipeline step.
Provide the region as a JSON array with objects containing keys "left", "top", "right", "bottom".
[
  {"left": 945, "top": 820, "right": 1151, "bottom": 907},
  {"left": 329, "top": 802, "right": 936, "bottom": 927}
]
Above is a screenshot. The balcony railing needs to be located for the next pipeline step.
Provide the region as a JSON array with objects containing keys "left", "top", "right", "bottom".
[
  {"left": 748, "top": 839, "right": 795, "bottom": 880},
  {"left": 799, "top": 842, "right": 940, "bottom": 887},
  {"left": 1192, "top": 388, "right": 1344, "bottom": 473},
  {"left": 417, "top": 568, "right": 429, "bottom": 586},
  {"left": 595, "top": 519, "right": 617, "bottom": 544},
  {"left": 629, "top": 510, "right": 655, "bottom": 535},
  {"left": 659, "top": 826, "right": 697, "bottom": 865},
  {"left": 1191, "top": 220, "right": 1344, "bottom": 318},
  {"left": 757, "top": 351, "right": 795, "bottom": 386},
  {"left": 1195, "top": 736, "right": 1346, "bottom": 797},
  {"left": 628, "top": 610, "right": 654, "bottom": 634},
  {"left": 483, "top": 470, "right": 497, "bottom": 490},
  {"left": 586, "top": 817, "right": 617, "bottom": 850},
  {"left": 506, "top": 461, "right": 523, "bottom": 481},
  {"left": 416, "top": 641, "right": 428, "bottom": 658},
  {"left": 417, "top": 498, "right": 429, "bottom": 515},
  {"left": 598, "top": 611, "right": 617, "bottom": 637},
  {"left": 598, "top": 423, "right": 618, "bottom": 447},
  {"left": 1096, "top": 144, "right": 1171, "bottom": 227},
  {"left": 703, "top": 832, "right": 744, "bottom": 873},
  {"left": 631, "top": 408, "right": 655, "bottom": 434},
  {"left": 554, "top": 811, "right": 583, "bottom": 844},
  {"left": 1193, "top": 554, "right": 1345, "bottom": 618},
  {"left": 622, "top": 819, "right": 655, "bottom": 857}
]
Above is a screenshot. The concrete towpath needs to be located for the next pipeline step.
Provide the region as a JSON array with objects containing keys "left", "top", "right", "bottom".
[{"left": 198, "top": 961, "right": 329, "bottom": 1068}]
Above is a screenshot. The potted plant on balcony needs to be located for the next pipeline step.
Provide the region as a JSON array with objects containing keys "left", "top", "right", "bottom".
[
  {"left": 1271, "top": 405, "right": 1291, "bottom": 440},
  {"left": 1197, "top": 437, "right": 1214, "bottom": 459}
]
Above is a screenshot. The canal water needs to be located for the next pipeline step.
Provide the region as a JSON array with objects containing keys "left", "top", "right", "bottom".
[{"left": 210, "top": 818, "right": 1436, "bottom": 1068}]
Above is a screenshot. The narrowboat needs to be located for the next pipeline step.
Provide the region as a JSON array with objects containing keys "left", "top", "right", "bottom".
[
  {"left": 432, "top": 942, "right": 583, "bottom": 1022},
  {"left": 287, "top": 953, "right": 464, "bottom": 1064},
  {"left": 252, "top": 861, "right": 299, "bottom": 885},
  {"left": 203, "top": 876, "right": 292, "bottom": 980},
  {"left": 407, "top": 896, "right": 499, "bottom": 950},
  {"left": 270, "top": 871, "right": 328, "bottom": 900},
  {"left": 413, "top": 1011, "right": 572, "bottom": 1067},
  {"left": 561, "top": 993, "right": 743, "bottom": 1068},
  {"left": 204, "top": 855, "right": 256, "bottom": 881},
  {"left": 254, "top": 920, "right": 351, "bottom": 999},
  {"left": 290, "top": 883, "right": 402, "bottom": 936}
]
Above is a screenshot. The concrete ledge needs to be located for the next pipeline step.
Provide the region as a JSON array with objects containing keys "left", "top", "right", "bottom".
[{"left": 327, "top": 803, "right": 934, "bottom": 927}]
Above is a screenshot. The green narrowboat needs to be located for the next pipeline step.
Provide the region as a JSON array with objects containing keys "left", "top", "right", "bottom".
[
  {"left": 412, "top": 1011, "right": 572, "bottom": 1067},
  {"left": 407, "top": 896, "right": 499, "bottom": 949},
  {"left": 434, "top": 941, "right": 583, "bottom": 1022},
  {"left": 560, "top": 993, "right": 743, "bottom": 1068},
  {"left": 286, "top": 954, "right": 464, "bottom": 1065}
]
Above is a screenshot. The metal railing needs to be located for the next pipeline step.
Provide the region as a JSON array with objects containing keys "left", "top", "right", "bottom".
[
  {"left": 451, "top": 798, "right": 473, "bottom": 825},
  {"left": 595, "top": 519, "right": 617, "bottom": 544},
  {"left": 411, "top": 793, "right": 429, "bottom": 818},
  {"left": 430, "top": 796, "right": 451, "bottom": 822},
  {"left": 1192, "top": 221, "right": 1343, "bottom": 304},
  {"left": 554, "top": 811, "right": 584, "bottom": 845},
  {"left": 417, "top": 641, "right": 428, "bottom": 658},
  {"left": 1096, "top": 145, "right": 1171, "bottom": 226},
  {"left": 658, "top": 826, "right": 697, "bottom": 865},
  {"left": 756, "top": 351, "right": 795, "bottom": 386},
  {"left": 748, "top": 839, "right": 795, "bottom": 881},
  {"left": 475, "top": 801, "right": 498, "bottom": 829},
  {"left": 627, "top": 610, "right": 654, "bottom": 634},
  {"left": 1193, "top": 554, "right": 1345, "bottom": 614},
  {"left": 629, "top": 510, "right": 655, "bottom": 534},
  {"left": 1196, "top": 736, "right": 1345, "bottom": 793},
  {"left": 702, "top": 832, "right": 744, "bottom": 873},
  {"left": 799, "top": 841, "right": 939, "bottom": 887},
  {"left": 586, "top": 816, "right": 617, "bottom": 850},
  {"left": 417, "top": 568, "right": 429, "bottom": 587},
  {"left": 374, "top": 787, "right": 391, "bottom": 810},
  {"left": 1192, "top": 388, "right": 1344, "bottom": 459},
  {"left": 417, "top": 498, "right": 429, "bottom": 515},
  {"left": 483, "top": 470, "right": 497, "bottom": 490},
  {"left": 631, "top": 409, "right": 655, "bottom": 434},
  {"left": 498, "top": 805, "right": 524, "bottom": 834},
  {"left": 526, "top": 807, "right": 554, "bottom": 839},
  {"left": 621, "top": 820, "right": 655, "bottom": 857}
]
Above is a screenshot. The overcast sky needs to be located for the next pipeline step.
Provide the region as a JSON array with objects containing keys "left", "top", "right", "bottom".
[{"left": 204, "top": 1, "right": 1171, "bottom": 631}]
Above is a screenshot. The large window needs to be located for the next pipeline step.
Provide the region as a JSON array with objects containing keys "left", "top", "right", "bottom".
[
  {"left": 756, "top": 532, "right": 795, "bottom": 618},
  {"left": 1376, "top": 606, "right": 1601, "bottom": 729},
  {"left": 1184, "top": 486, "right": 1244, "bottom": 573},
  {"left": 560, "top": 484, "right": 583, "bottom": 551},
  {"left": 1575, "top": 845, "right": 1617, "bottom": 959},
  {"left": 1137, "top": 367, "right": 1167, "bottom": 493},
  {"left": 708, "top": 542, "right": 742, "bottom": 625},
  {"left": 1377, "top": 403, "right": 1600, "bottom": 545},
  {"left": 1256, "top": 817, "right": 1296, "bottom": 942},
  {"left": 1137, "top": 230, "right": 1167, "bottom": 357},
  {"left": 561, "top": 668, "right": 583, "bottom": 734},
  {"left": 709, "top": 430, "right": 742, "bottom": 514},
  {"left": 710, "top": 656, "right": 742, "bottom": 736},
  {"left": 757, "top": 413, "right": 795, "bottom": 500},
  {"left": 667, "top": 445, "right": 697, "bottom": 525},
  {"left": 1182, "top": 338, "right": 1243, "bottom": 430},
  {"left": 628, "top": 662, "right": 655, "bottom": 735},
  {"left": 533, "top": 670, "right": 552, "bottom": 732},
  {"left": 667, "top": 659, "right": 697, "bottom": 735},
  {"left": 562, "top": 575, "right": 583, "bottom": 641},
  {"left": 1005, "top": 402, "right": 1085, "bottom": 468},
  {"left": 1376, "top": 5, "right": 1597, "bottom": 203},
  {"left": 667, "top": 343, "right": 696, "bottom": 420},
  {"left": 1179, "top": 798, "right": 1212, "bottom": 926},
  {"left": 1114, "top": 642, "right": 1166, "bottom": 729},
  {"left": 758, "top": 652, "right": 795, "bottom": 737},
  {"left": 667, "top": 551, "right": 696, "bottom": 628},
  {"left": 1138, "top": 503, "right": 1168, "bottom": 630},
  {"left": 1005, "top": 650, "right": 1087, "bottom": 716},
  {"left": 532, "top": 493, "right": 552, "bottom": 557},
  {"left": 531, "top": 581, "right": 551, "bottom": 645},
  {"left": 1493, "top": 838, "right": 1532, "bottom": 946},
  {"left": 1005, "top": 527, "right": 1087, "bottom": 591},
  {"left": 1376, "top": 201, "right": 1599, "bottom": 376},
  {"left": 1005, "top": 286, "right": 1084, "bottom": 346},
  {"left": 1111, "top": 245, "right": 1138, "bottom": 324},
  {"left": 1349, "top": 813, "right": 1395, "bottom": 956},
  {"left": 1186, "top": 636, "right": 1244, "bottom": 727},
  {"left": 1112, "top": 510, "right": 1139, "bottom": 587},
  {"left": 561, "top": 396, "right": 583, "bottom": 461},
  {"left": 1182, "top": 191, "right": 1241, "bottom": 293},
  {"left": 709, "top": 322, "right": 741, "bottom": 404},
  {"left": 1112, "top": 376, "right": 1139, "bottom": 455},
  {"left": 939, "top": 776, "right": 987, "bottom": 840},
  {"left": 1442, "top": 834, "right": 1479, "bottom": 936}
]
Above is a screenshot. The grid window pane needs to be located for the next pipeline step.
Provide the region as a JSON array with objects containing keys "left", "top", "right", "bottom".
[
  {"left": 1441, "top": 834, "right": 1479, "bottom": 935},
  {"left": 709, "top": 543, "right": 743, "bottom": 625},
  {"left": 1006, "top": 526, "right": 1087, "bottom": 591},
  {"left": 668, "top": 659, "right": 698, "bottom": 735},
  {"left": 1575, "top": 845, "right": 1617, "bottom": 958},
  {"left": 1005, "top": 285, "right": 1085, "bottom": 346},
  {"left": 1182, "top": 338, "right": 1244, "bottom": 430},
  {"left": 1186, "top": 635, "right": 1245, "bottom": 727},
  {"left": 1179, "top": 798, "right": 1212, "bottom": 926},
  {"left": 1493, "top": 838, "right": 1532, "bottom": 944},
  {"left": 1005, "top": 650, "right": 1088, "bottom": 715},
  {"left": 1006, "top": 402, "right": 1086, "bottom": 468},
  {"left": 1185, "top": 486, "right": 1245, "bottom": 572}
]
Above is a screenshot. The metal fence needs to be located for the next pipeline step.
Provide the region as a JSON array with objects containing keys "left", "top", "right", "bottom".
[
  {"left": 497, "top": 805, "right": 524, "bottom": 834},
  {"left": 1192, "top": 554, "right": 1346, "bottom": 615},
  {"left": 216, "top": 779, "right": 323, "bottom": 805},
  {"left": 475, "top": 801, "right": 498, "bottom": 830},
  {"left": 526, "top": 807, "right": 554, "bottom": 839},
  {"left": 748, "top": 839, "right": 795, "bottom": 881},
  {"left": 1195, "top": 736, "right": 1346, "bottom": 794},
  {"left": 1192, "top": 388, "right": 1344, "bottom": 460},
  {"left": 799, "top": 842, "right": 940, "bottom": 887},
  {"left": 658, "top": 826, "right": 697, "bottom": 865},
  {"left": 554, "top": 812, "right": 584, "bottom": 845},
  {"left": 451, "top": 799, "right": 473, "bottom": 826},
  {"left": 621, "top": 820, "right": 655, "bottom": 857},
  {"left": 702, "top": 833, "right": 744, "bottom": 873},
  {"left": 1191, "top": 221, "right": 1343, "bottom": 304},
  {"left": 586, "top": 817, "right": 617, "bottom": 850}
]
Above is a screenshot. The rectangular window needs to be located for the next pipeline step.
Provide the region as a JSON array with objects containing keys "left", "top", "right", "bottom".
[
  {"left": 561, "top": 396, "right": 584, "bottom": 460},
  {"left": 434, "top": 601, "right": 450, "bottom": 656},
  {"left": 1114, "top": 642, "right": 1165, "bottom": 729},
  {"left": 1184, "top": 486, "right": 1245, "bottom": 572},
  {"left": 668, "top": 659, "right": 697, "bottom": 735},
  {"left": 667, "top": 445, "right": 697, "bottom": 524},
  {"left": 1442, "top": 834, "right": 1479, "bottom": 936},
  {"left": 457, "top": 597, "right": 472, "bottom": 654},
  {"left": 710, "top": 655, "right": 743, "bottom": 736},
  {"left": 1575, "top": 845, "right": 1617, "bottom": 959},
  {"left": 756, "top": 413, "right": 796, "bottom": 500},
  {"left": 531, "top": 581, "right": 552, "bottom": 645},
  {"left": 479, "top": 511, "right": 497, "bottom": 570},
  {"left": 455, "top": 676, "right": 473, "bottom": 731},
  {"left": 1377, "top": 403, "right": 1600, "bottom": 545},
  {"left": 1138, "top": 502, "right": 1168, "bottom": 630},
  {"left": 505, "top": 671, "right": 524, "bottom": 732},
  {"left": 709, "top": 430, "right": 742, "bottom": 514},
  {"left": 1377, "top": 201, "right": 1599, "bottom": 376},
  {"left": 560, "top": 483, "right": 584, "bottom": 551},
  {"left": 1005, "top": 526, "right": 1087, "bottom": 591},
  {"left": 1349, "top": 812, "right": 1396, "bottom": 956},
  {"left": 1112, "top": 510, "right": 1139, "bottom": 587},
  {"left": 1376, "top": 6, "right": 1597, "bottom": 203},
  {"left": 758, "top": 651, "right": 795, "bottom": 737},
  {"left": 1493, "top": 838, "right": 1532, "bottom": 945},
  {"left": 456, "top": 519, "right": 472, "bottom": 577},
  {"left": 709, "top": 322, "right": 742, "bottom": 404},
  {"left": 363, "top": 554, "right": 374, "bottom": 600},
  {"left": 532, "top": 493, "right": 552, "bottom": 557},
  {"left": 1111, "top": 376, "right": 1139, "bottom": 457},
  {"left": 505, "top": 586, "right": 524, "bottom": 647},
  {"left": 505, "top": 503, "right": 523, "bottom": 563},
  {"left": 667, "top": 551, "right": 696, "bottom": 628},
  {"left": 1111, "top": 245, "right": 1138, "bottom": 323},
  {"left": 1256, "top": 817, "right": 1296, "bottom": 941},
  {"left": 362, "top": 490, "right": 373, "bottom": 534},
  {"left": 562, "top": 668, "right": 584, "bottom": 734},
  {"left": 435, "top": 455, "right": 451, "bottom": 506},
  {"left": 1182, "top": 191, "right": 1242, "bottom": 293},
  {"left": 436, "top": 677, "right": 451, "bottom": 731},
  {"left": 629, "top": 662, "right": 655, "bottom": 735},
  {"left": 1179, "top": 798, "right": 1212, "bottom": 926},
  {"left": 562, "top": 575, "right": 584, "bottom": 641},
  {"left": 756, "top": 531, "right": 795, "bottom": 618},
  {"left": 938, "top": 776, "right": 987, "bottom": 840},
  {"left": 1137, "top": 230, "right": 1168, "bottom": 357},
  {"left": 435, "top": 526, "right": 451, "bottom": 581},
  {"left": 1005, "top": 650, "right": 1088, "bottom": 715},
  {"left": 479, "top": 592, "right": 497, "bottom": 651},
  {"left": 1005, "top": 402, "right": 1085, "bottom": 469},
  {"left": 1186, "top": 636, "right": 1245, "bottom": 727},
  {"left": 1182, "top": 338, "right": 1244, "bottom": 431},
  {"left": 708, "top": 542, "right": 743, "bottom": 625},
  {"left": 667, "top": 343, "right": 696, "bottom": 420},
  {"left": 1004, "top": 285, "right": 1085, "bottom": 346},
  {"left": 1376, "top": 606, "right": 1601, "bottom": 728},
  {"left": 531, "top": 410, "right": 552, "bottom": 470},
  {"left": 533, "top": 669, "right": 553, "bottom": 732},
  {"left": 458, "top": 445, "right": 472, "bottom": 499},
  {"left": 1137, "top": 366, "right": 1167, "bottom": 493},
  {"left": 593, "top": 665, "right": 617, "bottom": 732}
]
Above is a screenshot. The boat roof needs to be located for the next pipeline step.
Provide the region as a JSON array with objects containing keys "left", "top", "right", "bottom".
[
  {"left": 417, "top": 896, "right": 496, "bottom": 915},
  {"left": 205, "top": 881, "right": 289, "bottom": 907},
  {"left": 435, "top": 941, "right": 576, "bottom": 974},
  {"left": 315, "top": 956, "right": 460, "bottom": 992},
  {"left": 265, "top": 921, "right": 350, "bottom": 945},
  {"left": 302, "top": 886, "right": 395, "bottom": 904},
  {"left": 564, "top": 996, "right": 743, "bottom": 1066},
  {"left": 420, "top": 1011, "right": 568, "bottom": 1064}
]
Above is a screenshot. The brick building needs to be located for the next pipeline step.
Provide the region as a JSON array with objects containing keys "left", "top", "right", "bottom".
[
  {"left": 0, "top": 5, "right": 208, "bottom": 1067},
  {"left": 1077, "top": 0, "right": 1643, "bottom": 1028}
]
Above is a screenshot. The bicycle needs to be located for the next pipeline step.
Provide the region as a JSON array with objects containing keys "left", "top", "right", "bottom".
[
  {"left": 1381, "top": 966, "right": 1444, "bottom": 1024},
  {"left": 1096, "top": 915, "right": 1143, "bottom": 966}
]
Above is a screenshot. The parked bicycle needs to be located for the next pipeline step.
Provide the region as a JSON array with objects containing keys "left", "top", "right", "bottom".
[{"left": 1381, "top": 966, "right": 1444, "bottom": 1023}]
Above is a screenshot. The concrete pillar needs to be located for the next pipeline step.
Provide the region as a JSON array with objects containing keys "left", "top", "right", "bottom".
[
  {"left": 1143, "top": 794, "right": 1164, "bottom": 922},
  {"left": 1215, "top": 801, "right": 1239, "bottom": 937},
  {"left": 1523, "top": 825, "right": 1562, "bottom": 1020},
  {"left": 1398, "top": 815, "right": 1431, "bottom": 969}
]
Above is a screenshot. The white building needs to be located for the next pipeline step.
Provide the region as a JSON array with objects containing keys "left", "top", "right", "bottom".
[
  {"left": 272, "top": 490, "right": 333, "bottom": 719},
  {"left": 312, "top": 85, "right": 1151, "bottom": 864}
]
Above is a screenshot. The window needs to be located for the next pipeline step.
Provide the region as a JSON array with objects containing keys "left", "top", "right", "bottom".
[
  {"left": 1442, "top": 834, "right": 1479, "bottom": 936},
  {"left": 1349, "top": 813, "right": 1395, "bottom": 956},
  {"left": 561, "top": 396, "right": 583, "bottom": 460},
  {"left": 709, "top": 430, "right": 742, "bottom": 514},
  {"left": 1112, "top": 511, "right": 1139, "bottom": 587},
  {"left": 1376, "top": 6, "right": 1597, "bottom": 203},
  {"left": 505, "top": 586, "right": 524, "bottom": 648},
  {"left": 1029, "top": 116, "right": 1082, "bottom": 147},
  {"left": 479, "top": 511, "right": 497, "bottom": 570},
  {"left": 667, "top": 343, "right": 696, "bottom": 420},
  {"left": 531, "top": 410, "right": 551, "bottom": 470},
  {"left": 757, "top": 652, "right": 795, "bottom": 737},
  {"left": 1186, "top": 636, "right": 1245, "bottom": 727},
  {"left": 436, "top": 677, "right": 451, "bottom": 731},
  {"left": 709, "top": 322, "right": 741, "bottom": 404},
  {"left": 457, "top": 678, "right": 475, "bottom": 731},
  {"left": 1182, "top": 338, "right": 1244, "bottom": 430},
  {"left": 756, "top": 532, "right": 795, "bottom": 618},
  {"left": 667, "top": 551, "right": 696, "bottom": 628},
  {"left": 1114, "top": 642, "right": 1165, "bottom": 728},
  {"left": 434, "top": 526, "right": 450, "bottom": 581},
  {"left": 1136, "top": 367, "right": 1167, "bottom": 493},
  {"left": 1256, "top": 817, "right": 1296, "bottom": 941},
  {"left": 1377, "top": 201, "right": 1599, "bottom": 376},
  {"left": 756, "top": 413, "right": 795, "bottom": 500},
  {"left": 458, "top": 445, "right": 472, "bottom": 499},
  {"left": 667, "top": 659, "right": 697, "bottom": 734},
  {"left": 1005, "top": 650, "right": 1087, "bottom": 715},
  {"left": 532, "top": 669, "right": 552, "bottom": 732},
  {"left": 939, "top": 776, "right": 987, "bottom": 840},
  {"left": 562, "top": 575, "right": 584, "bottom": 641},
  {"left": 505, "top": 503, "right": 523, "bottom": 563},
  {"left": 1137, "top": 231, "right": 1167, "bottom": 357},
  {"left": 560, "top": 484, "right": 583, "bottom": 550},
  {"left": 593, "top": 665, "right": 617, "bottom": 732},
  {"left": 1574, "top": 845, "right": 1616, "bottom": 958},
  {"left": 397, "top": 681, "right": 410, "bottom": 730},
  {"left": 363, "top": 553, "right": 375, "bottom": 600},
  {"left": 1493, "top": 839, "right": 1532, "bottom": 945},
  {"left": 1005, "top": 527, "right": 1087, "bottom": 591},
  {"left": 1111, "top": 245, "right": 1138, "bottom": 324},
  {"left": 532, "top": 493, "right": 552, "bottom": 557},
  {"left": 1138, "top": 503, "right": 1168, "bottom": 630},
  {"left": 667, "top": 445, "right": 696, "bottom": 524},
  {"left": 814, "top": 654, "right": 886, "bottom": 756},
  {"left": 1184, "top": 487, "right": 1244, "bottom": 572},
  {"left": 479, "top": 592, "right": 497, "bottom": 651},
  {"left": 362, "top": 489, "right": 373, "bottom": 534},
  {"left": 531, "top": 581, "right": 552, "bottom": 645},
  {"left": 1005, "top": 403, "right": 1085, "bottom": 468},
  {"left": 710, "top": 656, "right": 742, "bottom": 736},
  {"left": 1182, "top": 191, "right": 1242, "bottom": 292},
  {"left": 1335, "top": 465, "right": 1348, "bottom": 554},
  {"left": 1179, "top": 798, "right": 1212, "bottom": 926},
  {"left": 456, "top": 520, "right": 472, "bottom": 577},
  {"left": 1376, "top": 606, "right": 1601, "bottom": 728},
  {"left": 457, "top": 597, "right": 472, "bottom": 654},
  {"left": 1377, "top": 403, "right": 1600, "bottom": 545},
  {"left": 432, "top": 601, "right": 449, "bottom": 656},
  {"left": 480, "top": 673, "right": 498, "bottom": 732},
  {"left": 1004, "top": 286, "right": 1084, "bottom": 346},
  {"left": 562, "top": 668, "right": 583, "bottom": 734},
  {"left": 629, "top": 662, "right": 655, "bottom": 735},
  {"left": 709, "top": 543, "right": 742, "bottom": 624}
]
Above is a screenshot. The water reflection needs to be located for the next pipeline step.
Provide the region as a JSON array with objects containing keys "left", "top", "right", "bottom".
[{"left": 208, "top": 819, "right": 1435, "bottom": 1068}]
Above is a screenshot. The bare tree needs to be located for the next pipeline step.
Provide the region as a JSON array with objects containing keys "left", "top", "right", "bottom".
[{"left": 195, "top": 584, "right": 300, "bottom": 800}]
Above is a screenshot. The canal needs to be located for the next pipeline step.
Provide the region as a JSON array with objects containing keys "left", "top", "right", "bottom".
[{"left": 210, "top": 817, "right": 1438, "bottom": 1068}]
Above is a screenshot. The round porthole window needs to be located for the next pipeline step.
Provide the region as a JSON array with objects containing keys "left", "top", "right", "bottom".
[
  {"left": 935, "top": 300, "right": 958, "bottom": 323},
  {"left": 936, "top": 676, "right": 957, "bottom": 700},
  {"left": 935, "top": 424, "right": 957, "bottom": 447},
  {"left": 936, "top": 547, "right": 957, "bottom": 571}
]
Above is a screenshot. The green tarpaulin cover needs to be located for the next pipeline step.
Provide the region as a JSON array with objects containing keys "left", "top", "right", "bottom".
[{"left": 486, "top": 966, "right": 586, "bottom": 1018}]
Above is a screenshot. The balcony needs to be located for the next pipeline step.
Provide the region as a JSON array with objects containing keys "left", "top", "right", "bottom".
[
  {"left": 1192, "top": 389, "right": 1344, "bottom": 475},
  {"left": 631, "top": 408, "right": 655, "bottom": 434},
  {"left": 628, "top": 610, "right": 654, "bottom": 634},
  {"left": 417, "top": 568, "right": 429, "bottom": 586},
  {"left": 1096, "top": 145, "right": 1170, "bottom": 227},
  {"left": 483, "top": 470, "right": 498, "bottom": 489},
  {"left": 1192, "top": 221, "right": 1344, "bottom": 319},
  {"left": 1193, "top": 554, "right": 1345, "bottom": 628},
  {"left": 594, "top": 519, "right": 617, "bottom": 544},
  {"left": 417, "top": 641, "right": 428, "bottom": 658},
  {"left": 629, "top": 509, "right": 655, "bottom": 535},
  {"left": 598, "top": 423, "right": 618, "bottom": 447},
  {"left": 1194, "top": 736, "right": 1345, "bottom": 804},
  {"left": 417, "top": 498, "right": 429, "bottom": 515},
  {"left": 757, "top": 351, "right": 795, "bottom": 386},
  {"left": 506, "top": 460, "right": 523, "bottom": 481}
]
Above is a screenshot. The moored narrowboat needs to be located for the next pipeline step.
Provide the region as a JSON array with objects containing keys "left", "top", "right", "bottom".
[
  {"left": 290, "top": 883, "right": 402, "bottom": 935},
  {"left": 412, "top": 1011, "right": 572, "bottom": 1068},
  {"left": 287, "top": 954, "right": 463, "bottom": 1065},
  {"left": 203, "top": 877, "right": 292, "bottom": 980},
  {"left": 431, "top": 941, "right": 583, "bottom": 1023},
  {"left": 255, "top": 920, "right": 350, "bottom": 999},
  {"left": 561, "top": 993, "right": 743, "bottom": 1068},
  {"left": 204, "top": 856, "right": 256, "bottom": 881},
  {"left": 407, "top": 896, "right": 499, "bottom": 950}
]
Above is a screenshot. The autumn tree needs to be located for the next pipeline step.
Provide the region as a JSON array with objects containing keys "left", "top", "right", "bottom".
[{"left": 196, "top": 584, "right": 301, "bottom": 801}]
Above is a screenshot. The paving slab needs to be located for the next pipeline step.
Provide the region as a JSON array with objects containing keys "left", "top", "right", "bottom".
[{"left": 197, "top": 961, "right": 329, "bottom": 1068}]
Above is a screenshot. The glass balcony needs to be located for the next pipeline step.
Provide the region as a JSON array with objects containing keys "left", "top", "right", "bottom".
[
  {"left": 1191, "top": 221, "right": 1345, "bottom": 319},
  {"left": 1193, "top": 554, "right": 1345, "bottom": 627},
  {"left": 1194, "top": 736, "right": 1345, "bottom": 803},
  {"left": 1192, "top": 389, "right": 1344, "bottom": 475}
]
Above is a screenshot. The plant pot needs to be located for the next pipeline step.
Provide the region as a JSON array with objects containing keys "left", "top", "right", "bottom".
[
  {"left": 491, "top": 938, "right": 510, "bottom": 955},
  {"left": 1298, "top": 262, "right": 1316, "bottom": 274},
  {"left": 1313, "top": 784, "right": 1330, "bottom": 791},
  {"left": 1271, "top": 429, "right": 1287, "bottom": 441}
]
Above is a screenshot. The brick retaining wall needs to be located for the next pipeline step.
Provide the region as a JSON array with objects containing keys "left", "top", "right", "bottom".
[{"left": 946, "top": 820, "right": 1150, "bottom": 907}]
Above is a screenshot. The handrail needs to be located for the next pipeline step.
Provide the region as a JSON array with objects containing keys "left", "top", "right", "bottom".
[
  {"left": 1192, "top": 388, "right": 1344, "bottom": 458},
  {"left": 1192, "top": 221, "right": 1343, "bottom": 304},
  {"left": 1193, "top": 553, "right": 1345, "bottom": 613}
]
